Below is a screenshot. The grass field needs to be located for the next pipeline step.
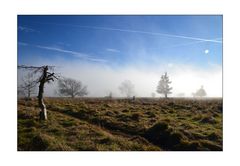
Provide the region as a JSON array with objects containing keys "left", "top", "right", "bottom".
[{"left": 18, "top": 97, "right": 222, "bottom": 151}]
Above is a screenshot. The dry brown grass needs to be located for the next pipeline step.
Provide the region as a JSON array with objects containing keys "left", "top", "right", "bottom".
[{"left": 18, "top": 97, "right": 222, "bottom": 151}]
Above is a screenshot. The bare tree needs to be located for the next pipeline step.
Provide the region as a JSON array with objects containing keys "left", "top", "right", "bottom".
[
  {"left": 156, "top": 72, "right": 172, "bottom": 98},
  {"left": 119, "top": 80, "right": 135, "bottom": 98},
  {"left": 151, "top": 92, "right": 156, "bottom": 98},
  {"left": 19, "top": 72, "right": 37, "bottom": 99},
  {"left": 192, "top": 86, "right": 207, "bottom": 97},
  {"left": 57, "top": 77, "right": 88, "bottom": 98},
  {"left": 18, "top": 65, "right": 58, "bottom": 120}
]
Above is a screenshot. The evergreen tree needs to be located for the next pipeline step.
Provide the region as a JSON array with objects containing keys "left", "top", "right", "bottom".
[{"left": 156, "top": 72, "right": 172, "bottom": 98}]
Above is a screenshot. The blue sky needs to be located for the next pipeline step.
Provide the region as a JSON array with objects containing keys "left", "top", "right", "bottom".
[{"left": 18, "top": 15, "right": 222, "bottom": 97}]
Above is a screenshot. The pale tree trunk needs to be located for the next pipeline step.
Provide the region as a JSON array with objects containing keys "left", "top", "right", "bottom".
[
  {"left": 38, "top": 83, "right": 47, "bottom": 120},
  {"left": 38, "top": 67, "right": 48, "bottom": 120}
]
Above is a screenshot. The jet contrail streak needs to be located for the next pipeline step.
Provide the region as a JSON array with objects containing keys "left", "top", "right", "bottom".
[
  {"left": 166, "top": 38, "right": 222, "bottom": 48},
  {"left": 32, "top": 22, "right": 222, "bottom": 43},
  {"left": 19, "top": 43, "right": 108, "bottom": 63},
  {"left": 77, "top": 25, "right": 222, "bottom": 43}
]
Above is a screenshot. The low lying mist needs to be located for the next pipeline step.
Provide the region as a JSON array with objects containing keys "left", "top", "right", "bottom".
[{"left": 17, "top": 60, "right": 222, "bottom": 98}]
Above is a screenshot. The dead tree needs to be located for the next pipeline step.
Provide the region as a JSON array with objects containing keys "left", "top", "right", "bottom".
[{"left": 18, "top": 65, "right": 58, "bottom": 120}]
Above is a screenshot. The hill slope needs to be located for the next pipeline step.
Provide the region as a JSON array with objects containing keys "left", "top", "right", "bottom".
[{"left": 18, "top": 98, "right": 222, "bottom": 151}]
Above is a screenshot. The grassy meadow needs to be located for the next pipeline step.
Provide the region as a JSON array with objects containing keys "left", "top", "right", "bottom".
[{"left": 18, "top": 97, "right": 222, "bottom": 151}]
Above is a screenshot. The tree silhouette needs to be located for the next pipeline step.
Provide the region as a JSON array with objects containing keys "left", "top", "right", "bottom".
[
  {"left": 119, "top": 80, "right": 135, "bottom": 98},
  {"left": 18, "top": 65, "right": 58, "bottom": 120},
  {"left": 192, "top": 86, "right": 207, "bottom": 97},
  {"left": 156, "top": 72, "right": 172, "bottom": 98},
  {"left": 19, "top": 72, "right": 37, "bottom": 99},
  {"left": 57, "top": 77, "right": 88, "bottom": 98}
]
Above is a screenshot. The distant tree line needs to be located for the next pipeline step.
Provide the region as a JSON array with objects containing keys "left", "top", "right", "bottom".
[
  {"left": 18, "top": 64, "right": 208, "bottom": 121},
  {"left": 18, "top": 69, "right": 207, "bottom": 100}
]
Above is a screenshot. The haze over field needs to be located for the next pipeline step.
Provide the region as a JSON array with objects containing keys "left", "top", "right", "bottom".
[{"left": 18, "top": 16, "right": 222, "bottom": 97}]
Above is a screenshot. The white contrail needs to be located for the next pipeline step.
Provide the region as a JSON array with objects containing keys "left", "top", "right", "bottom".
[
  {"left": 36, "top": 45, "right": 108, "bottom": 62},
  {"left": 33, "top": 22, "right": 222, "bottom": 43},
  {"left": 19, "top": 43, "right": 108, "bottom": 63},
  {"left": 77, "top": 25, "right": 222, "bottom": 43},
  {"left": 166, "top": 38, "right": 222, "bottom": 48},
  {"left": 36, "top": 45, "right": 89, "bottom": 58}
]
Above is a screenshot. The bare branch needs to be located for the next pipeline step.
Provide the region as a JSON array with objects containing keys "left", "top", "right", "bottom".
[{"left": 18, "top": 65, "right": 56, "bottom": 70}]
